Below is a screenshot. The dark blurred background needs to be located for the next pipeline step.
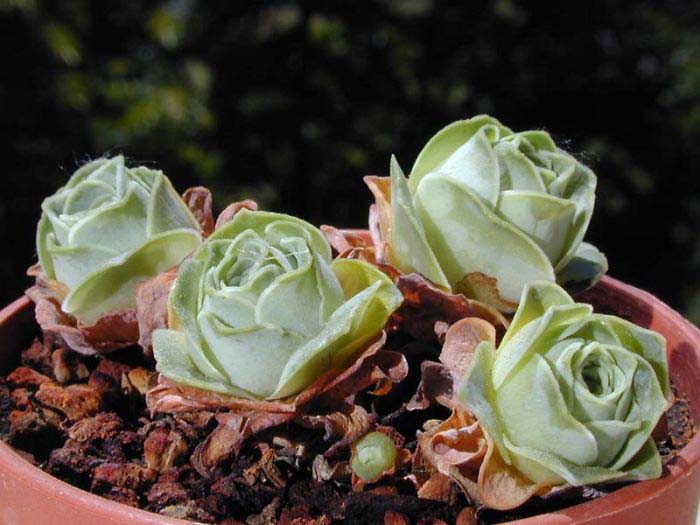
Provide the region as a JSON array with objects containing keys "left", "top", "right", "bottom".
[{"left": 1, "top": 0, "right": 699, "bottom": 320}]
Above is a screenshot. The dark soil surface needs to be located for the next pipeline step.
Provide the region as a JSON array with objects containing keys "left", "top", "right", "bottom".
[{"left": 0, "top": 333, "right": 694, "bottom": 525}]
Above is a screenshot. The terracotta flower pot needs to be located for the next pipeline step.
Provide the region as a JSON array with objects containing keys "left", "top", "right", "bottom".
[{"left": 0, "top": 275, "right": 698, "bottom": 524}]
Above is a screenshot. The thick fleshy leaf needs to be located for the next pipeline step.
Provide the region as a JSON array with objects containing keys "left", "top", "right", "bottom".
[
  {"left": 34, "top": 156, "right": 203, "bottom": 337},
  {"left": 370, "top": 116, "right": 606, "bottom": 310},
  {"left": 436, "top": 127, "right": 500, "bottom": 206},
  {"left": 63, "top": 229, "right": 202, "bottom": 325},
  {"left": 496, "top": 191, "right": 576, "bottom": 264},
  {"left": 388, "top": 157, "right": 449, "bottom": 288},
  {"left": 456, "top": 281, "right": 668, "bottom": 509},
  {"left": 410, "top": 115, "right": 512, "bottom": 192},
  {"left": 154, "top": 210, "right": 402, "bottom": 402},
  {"left": 414, "top": 173, "right": 554, "bottom": 306},
  {"left": 556, "top": 242, "right": 608, "bottom": 293}
]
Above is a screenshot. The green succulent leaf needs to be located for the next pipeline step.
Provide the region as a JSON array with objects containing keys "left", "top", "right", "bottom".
[
  {"left": 153, "top": 209, "right": 402, "bottom": 400},
  {"left": 372, "top": 114, "right": 606, "bottom": 311},
  {"left": 460, "top": 281, "right": 668, "bottom": 492},
  {"left": 36, "top": 156, "right": 202, "bottom": 325}
]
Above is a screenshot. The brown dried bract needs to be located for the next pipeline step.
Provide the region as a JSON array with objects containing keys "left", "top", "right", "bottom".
[
  {"left": 297, "top": 403, "right": 373, "bottom": 458},
  {"left": 321, "top": 225, "right": 378, "bottom": 262},
  {"left": 407, "top": 362, "right": 455, "bottom": 412},
  {"left": 392, "top": 273, "right": 507, "bottom": 342},
  {"left": 439, "top": 318, "right": 496, "bottom": 380},
  {"left": 191, "top": 411, "right": 293, "bottom": 476},
  {"left": 215, "top": 199, "right": 259, "bottom": 230},
  {"left": 28, "top": 282, "right": 138, "bottom": 355},
  {"left": 135, "top": 269, "right": 177, "bottom": 357},
  {"left": 147, "top": 332, "right": 405, "bottom": 416},
  {"left": 415, "top": 410, "right": 486, "bottom": 502},
  {"left": 182, "top": 186, "right": 216, "bottom": 237},
  {"left": 457, "top": 272, "right": 518, "bottom": 314}
]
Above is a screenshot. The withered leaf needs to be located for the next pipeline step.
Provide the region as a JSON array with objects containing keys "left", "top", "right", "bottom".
[
  {"left": 135, "top": 270, "right": 177, "bottom": 357},
  {"left": 191, "top": 411, "right": 292, "bottom": 476},
  {"left": 182, "top": 186, "right": 216, "bottom": 237}
]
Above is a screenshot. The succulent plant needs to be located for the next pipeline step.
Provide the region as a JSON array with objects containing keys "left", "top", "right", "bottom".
[
  {"left": 460, "top": 280, "right": 669, "bottom": 509},
  {"left": 36, "top": 156, "right": 202, "bottom": 325},
  {"left": 366, "top": 115, "right": 607, "bottom": 311},
  {"left": 152, "top": 209, "right": 402, "bottom": 400}
]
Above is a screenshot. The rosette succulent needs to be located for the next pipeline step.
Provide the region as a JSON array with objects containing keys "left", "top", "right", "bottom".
[
  {"left": 36, "top": 156, "right": 202, "bottom": 325},
  {"left": 366, "top": 115, "right": 607, "bottom": 311},
  {"left": 152, "top": 209, "right": 402, "bottom": 400},
  {"left": 460, "top": 281, "right": 669, "bottom": 508}
]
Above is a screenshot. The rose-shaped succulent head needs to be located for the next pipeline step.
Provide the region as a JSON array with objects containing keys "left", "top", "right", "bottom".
[
  {"left": 36, "top": 156, "right": 202, "bottom": 325},
  {"left": 459, "top": 281, "right": 669, "bottom": 509},
  {"left": 152, "top": 209, "right": 403, "bottom": 400},
  {"left": 366, "top": 115, "right": 607, "bottom": 312}
]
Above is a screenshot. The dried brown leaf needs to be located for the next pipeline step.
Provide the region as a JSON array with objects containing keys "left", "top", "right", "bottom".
[
  {"left": 215, "top": 199, "right": 259, "bottom": 230},
  {"left": 297, "top": 404, "right": 373, "bottom": 457},
  {"left": 407, "top": 361, "right": 455, "bottom": 411},
  {"left": 191, "top": 411, "right": 292, "bottom": 476},
  {"left": 393, "top": 274, "right": 507, "bottom": 342},
  {"left": 477, "top": 434, "right": 548, "bottom": 510},
  {"left": 456, "top": 272, "right": 518, "bottom": 314},
  {"left": 30, "top": 291, "right": 138, "bottom": 355},
  {"left": 135, "top": 270, "right": 177, "bottom": 357},
  {"left": 182, "top": 186, "right": 215, "bottom": 237},
  {"left": 321, "top": 225, "right": 378, "bottom": 262},
  {"left": 439, "top": 318, "right": 496, "bottom": 379}
]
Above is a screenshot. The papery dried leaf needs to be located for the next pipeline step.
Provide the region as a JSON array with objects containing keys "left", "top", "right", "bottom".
[
  {"left": 311, "top": 454, "right": 350, "bottom": 483},
  {"left": 147, "top": 333, "right": 403, "bottom": 422},
  {"left": 182, "top": 186, "right": 216, "bottom": 237},
  {"left": 191, "top": 411, "right": 292, "bottom": 476},
  {"left": 242, "top": 446, "right": 286, "bottom": 488},
  {"left": 415, "top": 411, "right": 486, "bottom": 503},
  {"left": 135, "top": 270, "right": 177, "bottom": 357},
  {"left": 457, "top": 273, "right": 518, "bottom": 314},
  {"left": 321, "top": 225, "right": 378, "bottom": 262},
  {"left": 477, "top": 434, "right": 548, "bottom": 510},
  {"left": 31, "top": 291, "right": 138, "bottom": 356},
  {"left": 417, "top": 472, "right": 458, "bottom": 504},
  {"left": 407, "top": 362, "right": 455, "bottom": 411},
  {"left": 439, "top": 318, "right": 496, "bottom": 379},
  {"left": 297, "top": 404, "right": 373, "bottom": 457},
  {"left": 393, "top": 274, "right": 507, "bottom": 342},
  {"left": 428, "top": 411, "right": 486, "bottom": 471},
  {"left": 147, "top": 376, "right": 299, "bottom": 415},
  {"left": 311, "top": 333, "right": 408, "bottom": 407},
  {"left": 214, "top": 199, "right": 258, "bottom": 230},
  {"left": 364, "top": 176, "right": 392, "bottom": 264}
]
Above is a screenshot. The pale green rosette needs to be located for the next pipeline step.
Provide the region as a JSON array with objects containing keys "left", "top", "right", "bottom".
[
  {"left": 375, "top": 115, "right": 607, "bottom": 311},
  {"left": 152, "top": 209, "right": 403, "bottom": 400},
  {"left": 460, "top": 281, "right": 669, "bottom": 504},
  {"left": 37, "top": 156, "right": 202, "bottom": 325}
]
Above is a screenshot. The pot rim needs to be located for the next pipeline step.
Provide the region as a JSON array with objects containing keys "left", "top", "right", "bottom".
[{"left": 0, "top": 275, "right": 698, "bottom": 524}]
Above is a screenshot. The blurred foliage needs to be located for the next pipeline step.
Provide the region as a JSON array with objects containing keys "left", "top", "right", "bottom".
[{"left": 0, "top": 0, "right": 699, "bottom": 321}]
